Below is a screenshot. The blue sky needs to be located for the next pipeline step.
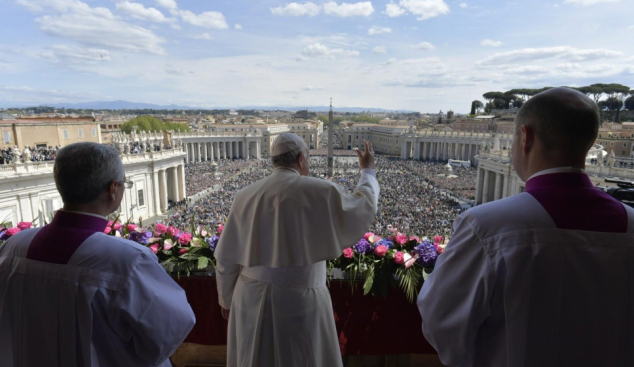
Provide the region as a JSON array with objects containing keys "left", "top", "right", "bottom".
[{"left": 1, "top": 0, "right": 633, "bottom": 112}]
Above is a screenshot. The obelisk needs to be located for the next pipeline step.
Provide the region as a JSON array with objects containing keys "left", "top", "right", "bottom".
[{"left": 327, "top": 98, "right": 334, "bottom": 177}]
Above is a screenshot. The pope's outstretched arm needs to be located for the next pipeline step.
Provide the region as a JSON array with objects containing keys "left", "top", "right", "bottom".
[{"left": 417, "top": 213, "right": 496, "bottom": 366}]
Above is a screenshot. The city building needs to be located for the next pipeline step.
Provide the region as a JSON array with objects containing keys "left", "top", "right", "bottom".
[{"left": 1, "top": 118, "right": 102, "bottom": 148}]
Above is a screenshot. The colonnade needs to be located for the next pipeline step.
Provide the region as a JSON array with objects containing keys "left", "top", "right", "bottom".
[
  {"left": 184, "top": 140, "right": 261, "bottom": 163},
  {"left": 402, "top": 141, "right": 482, "bottom": 164},
  {"left": 474, "top": 152, "right": 525, "bottom": 205},
  {"left": 153, "top": 164, "right": 187, "bottom": 213}
]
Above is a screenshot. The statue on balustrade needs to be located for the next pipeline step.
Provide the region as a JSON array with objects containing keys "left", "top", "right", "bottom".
[
  {"left": 12, "top": 146, "right": 21, "bottom": 163},
  {"left": 22, "top": 147, "right": 31, "bottom": 163},
  {"left": 607, "top": 151, "right": 616, "bottom": 168},
  {"left": 163, "top": 130, "right": 172, "bottom": 148},
  {"left": 596, "top": 149, "right": 604, "bottom": 166}
]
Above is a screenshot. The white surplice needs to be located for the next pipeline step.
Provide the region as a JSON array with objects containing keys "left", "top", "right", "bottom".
[
  {"left": 215, "top": 166, "right": 379, "bottom": 367},
  {"left": 0, "top": 227, "right": 196, "bottom": 367},
  {"left": 418, "top": 189, "right": 634, "bottom": 367}
]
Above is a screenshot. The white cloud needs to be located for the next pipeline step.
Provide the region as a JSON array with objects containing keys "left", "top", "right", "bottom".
[
  {"left": 234, "top": 24, "right": 242, "bottom": 30},
  {"left": 179, "top": 10, "right": 228, "bottom": 29},
  {"left": 368, "top": 26, "right": 392, "bottom": 35},
  {"left": 271, "top": 2, "right": 321, "bottom": 16},
  {"left": 0, "top": 85, "right": 108, "bottom": 104},
  {"left": 191, "top": 33, "right": 213, "bottom": 40},
  {"left": 385, "top": 2, "right": 406, "bottom": 16},
  {"left": 165, "top": 64, "right": 186, "bottom": 75},
  {"left": 322, "top": 1, "right": 374, "bottom": 17},
  {"left": 19, "top": 0, "right": 166, "bottom": 54},
  {"left": 155, "top": 0, "right": 178, "bottom": 11},
  {"left": 481, "top": 39, "right": 502, "bottom": 47},
  {"left": 459, "top": 2, "right": 467, "bottom": 8},
  {"left": 386, "top": 0, "right": 450, "bottom": 21},
  {"left": 628, "top": 25, "right": 634, "bottom": 30},
  {"left": 40, "top": 45, "right": 111, "bottom": 64},
  {"left": 411, "top": 42, "right": 435, "bottom": 51},
  {"left": 478, "top": 46, "right": 623, "bottom": 65},
  {"left": 563, "top": 0, "right": 620, "bottom": 5},
  {"left": 298, "top": 43, "right": 359, "bottom": 60},
  {"left": 372, "top": 46, "right": 387, "bottom": 54},
  {"left": 115, "top": 1, "right": 171, "bottom": 23}
]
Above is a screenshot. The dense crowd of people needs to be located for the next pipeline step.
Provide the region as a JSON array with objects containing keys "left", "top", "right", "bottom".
[
  {"left": 167, "top": 154, "right": 478, "bottom": 239},
  {"left": 0, "top": 146, "right": 58, "bottom": 164}
]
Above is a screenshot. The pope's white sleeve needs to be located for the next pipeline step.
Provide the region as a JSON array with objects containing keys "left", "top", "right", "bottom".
[
  {"left": 354, "top": 168, "right": 380, "bottom": 211},
  {"left": 108, "top": 250, "right": 196, "bottom": 366},
  {"left": 215, "top": 260, "right": 241, "bottom": 309},
  {"left": 416, "top": 214, "right": 495, "bottom": 366}
]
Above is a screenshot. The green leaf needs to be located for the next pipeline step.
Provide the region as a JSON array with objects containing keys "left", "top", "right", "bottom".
[
  {"left": 363, "top": 265, "right": 375, "bottom": 295},
  {"left": 197, "top": 256, "right": 209, "bottom": 270}
]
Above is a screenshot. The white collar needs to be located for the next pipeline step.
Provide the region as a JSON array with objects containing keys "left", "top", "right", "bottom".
[
  {"left": 62, "top": 210, "right": 108, "bottom": 220},
  {"left": 528, "top": 167, "right": 585, "bottom": 181},
  {"left": 273, "top": 166, "right": 300, "bottom": 176}
]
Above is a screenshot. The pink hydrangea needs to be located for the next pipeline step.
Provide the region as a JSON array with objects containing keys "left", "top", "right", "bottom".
[
  {"left": 17, "top": 222, "right": 32, "bottom": 230},
  {"left": 394, "top": 251, "right": 405, "bottom": 265},
  {"left": 396, "top": 233, "right": 408, "bottom": 245},
  {"left": 179, "top": 248, "right": 189, "bottom": 255},
  {"left": 149, "top": 244, "right": 159, "bottom": 254},
  {"left": 343, "top": 248, "right": 354, "bottom": 259},
  {"left": 374, "top": 245, "right": 387, "bottom": 257},
  {"left": 178, "top": 232, "right": 192, "bottom": 245},
  {"left": 127, "top": 224, "right": 138, "bottom": 232},
  {"left": 363, "top": 232, "right": 374, "bottom": 240},
  {"left": 167, "top": 226, "right": 179, "bottom": 236},
  {"left": 433, "top": 235, "right": 444, "bottom": 244},
  {"left": 6, "top": 228, "right": 21, "bottom": 236},
  {"left": 112, "top": 222, "right": 122, "bottom": 230},
  {"left": 155, "top": 223, "right": 167, "bottom": 235},
  {"left": 104, "top": 227, "right": 112, "bottom": 234}
]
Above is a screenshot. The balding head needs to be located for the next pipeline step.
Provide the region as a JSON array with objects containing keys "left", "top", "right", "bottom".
[{"left": 515, "top": 87, "right": 600, "bottom": 156}]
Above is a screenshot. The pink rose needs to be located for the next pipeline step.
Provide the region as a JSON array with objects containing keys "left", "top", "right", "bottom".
[
  {"left": 17, "top": 222, "right": 32, "bottom": 230},
  {"left": 433, "top": 235, "right": 444, "bottom": 244},
  {"left": 155, "top": 223, "right": 167, "bottom": 235},
  {"left": 363, "top": 232, "right": 374, "bottom": 240},
  {"left": 107, "top": 220, "right": 113, "bottom": 227},
  {"left": 6, "top": 227, "right": 21, "bottom": 236},
  {"left": 343, "top": 248, "right": 354, "bottom": 259},
  {"left": 436, "top": 245, "right": 444, "bottom": 255},
  {"left": 167, "top": 226, "right": 179, "bottom": 236},
  {"left": 394, "top": 251, "right": 405, "bottom": 265},
  {"left": 178, "top": 232, "right": 192, "bottom": 245},
  {"left": 409, "top": 235, "right": 421, "bottom": 243},
  {"left": 217, "top": 224, "right": 224, "bottom": 235},
  {"left": 112, "top": 222, "right": 122, "bottom": 230},
  {"left": 374, "top": 245, "right": 387, "bottom": 257},
  {"left": 127, "top": 224, "right": 138, "bottom": 232},
  {"left": 396, "top": 233, "right": 408, "bottom": 245},
  {"left": 179, "top": 248, "right": 189, "bottom": 255},
  {"left": 104, "top": 227, "right": 112, "bottom": 234},
  {"left": 149, "top": 244, "right": 159, "bottom": 254}
]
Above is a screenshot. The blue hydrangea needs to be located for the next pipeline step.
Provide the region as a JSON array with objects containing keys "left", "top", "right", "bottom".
[
  {"left": 413, "top": 239, "right": 437, "bottom": 268},
  {"left": 354, "top": 239, "right": 372, "bottom": 254},
  {"left": 205, "top": 235, "right": 220, "bottom": 251},
  {"left": 129, "top": 230, "right": 153, "bottom": 245},
  {"left": 376, "top": 238, "right": 394, "bottom": 249}
]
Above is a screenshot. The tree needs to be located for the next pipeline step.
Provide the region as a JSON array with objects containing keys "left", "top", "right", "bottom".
[
  {"left": 470, "top": 100, "right": 484, "bottom": 115},
  {"left": 625, "top": 95, "right": 634, "bottom": 111},
  {"left": 120, "top": 115, "right": 190, "bottom": 133}
]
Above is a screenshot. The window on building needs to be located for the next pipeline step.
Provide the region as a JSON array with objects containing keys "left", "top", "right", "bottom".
[
  {"left": 78, "top": 128, "right": 84, "bottom": 138},
  {"left": 63, "top": 129, "right": 69, "bottom": 139},
  {"left": 3, "top": 131, "right": 10, "bottom": 144},
  {"left": 92, "top": 127, "right": 97, "bottom": 137},
  {"left": 137, "top": 189, "right": 145, "bottom": 207}
]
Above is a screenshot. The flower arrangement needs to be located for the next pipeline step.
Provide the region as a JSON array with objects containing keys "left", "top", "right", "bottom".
[
  {"left": 329, "top": 229, "right": 445, "bottom": 302},
  {"left": 0, "top": 222, "right": 34, "bottom": 246},
  {"left": 105, "top": 215, "right": 224, "bottom": 275}
]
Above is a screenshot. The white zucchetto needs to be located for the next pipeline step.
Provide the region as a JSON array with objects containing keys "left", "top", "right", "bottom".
[{"left": 270, "top": 133, "right": 308, "bottom": 157}]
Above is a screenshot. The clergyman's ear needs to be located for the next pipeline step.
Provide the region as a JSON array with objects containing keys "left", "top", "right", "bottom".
[{"left": 521, "top": 125, "right": 534, "bottom": 155}]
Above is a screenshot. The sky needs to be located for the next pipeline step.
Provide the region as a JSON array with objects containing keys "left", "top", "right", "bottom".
[{"left": 1, "top": 0, "right": 633, "bottom": 112}]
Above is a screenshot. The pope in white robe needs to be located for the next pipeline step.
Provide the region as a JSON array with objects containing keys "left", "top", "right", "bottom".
[
  {"left": 418, "top": 88, "right": 634, "bottom": 367},
  {"left": 214, "top": 134, "right": 379, "bottom": 367}
]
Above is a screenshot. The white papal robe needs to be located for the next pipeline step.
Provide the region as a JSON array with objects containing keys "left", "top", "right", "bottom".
[
  {"left": 418, "top": 171, "right": 634, "bottom": 367},
  {"left": 0, "top": 210, "right": 196, "bottom": 367},
  {"left": 215, "top": 166, "right": 379, "bottom": 367}
]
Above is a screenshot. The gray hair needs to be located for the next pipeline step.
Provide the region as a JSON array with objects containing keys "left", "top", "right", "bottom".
[
  {"left": 54, "top": 142, "right": 124, "bottom": 204},
  {"left": 271, "top": 146, "right": 308, "bottom": 168}
]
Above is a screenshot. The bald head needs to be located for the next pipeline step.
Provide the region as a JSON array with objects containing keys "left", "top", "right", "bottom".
[{"left": 515, "top": 87, "right": 600, "bottom": 156}]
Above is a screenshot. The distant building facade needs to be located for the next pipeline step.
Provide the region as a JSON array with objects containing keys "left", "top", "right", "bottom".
[{"left": 1, "top": 118, "right": 102, "bottom": 148}]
